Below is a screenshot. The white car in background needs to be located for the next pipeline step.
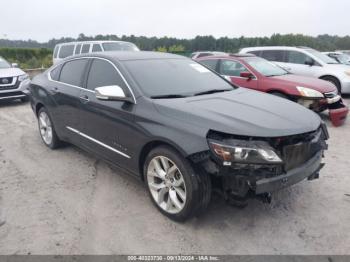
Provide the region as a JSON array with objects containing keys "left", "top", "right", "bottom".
[
  {"left": 0, "top": 56, "right": 30, "bottom": 102},
  {"left": 323, "top": 51, "right": 350, "bottom": 66},
  {"left": 53, "top": 40, "right": 140, "bottom": 64},
  {"left": 240, "top": 46, "right": 350, "bottom": 94}
]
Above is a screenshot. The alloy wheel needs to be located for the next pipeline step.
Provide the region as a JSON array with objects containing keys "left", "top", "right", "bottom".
[
  {"left": 147, "top": 156, "right": 187, "bottom": 214},
  {"left": 38, "top": 111, "right": 53, "bottom": 145}
]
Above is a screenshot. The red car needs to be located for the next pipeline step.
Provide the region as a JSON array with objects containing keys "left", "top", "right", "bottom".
[{"left": 196, "top": 54, "right": 348, "bottom": 126}]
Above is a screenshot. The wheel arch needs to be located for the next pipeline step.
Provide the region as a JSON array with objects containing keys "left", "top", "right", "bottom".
[
  {"left": 319, "top": 75, "right": 341, "bottom": 90},
  {"left": 35, "top": 102, "right": 45, "bottom": 116},
  {"left": 138, "top": 139, "right": 188, "bottom": 181}
]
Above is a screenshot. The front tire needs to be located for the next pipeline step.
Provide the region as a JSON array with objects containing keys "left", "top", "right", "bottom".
[
  {"left": 37, "top": 107, "right": 62, "bottom": 149},
  {"left": 144, "top": 146, "right": 211, "bottom": 221}
]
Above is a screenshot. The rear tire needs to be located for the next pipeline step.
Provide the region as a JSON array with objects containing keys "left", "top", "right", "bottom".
[
  {"left": 37, "top": 107, "right": 62, "bottom": 149},
  {"left": 321, "top": 76, "right": 341, "bottom": 93},
  {"left": 144, "top": 146, "right": 211, "bottom": 221}
]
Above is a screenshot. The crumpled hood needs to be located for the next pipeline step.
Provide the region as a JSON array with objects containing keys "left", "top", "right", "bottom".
[
  {"left": 153, "top": 88, "right": 321, "bottom": 138},
  {"left": 271, "top": 74, "right": 336, "bottom": 93},
  {"left": 0, "top": 68, "right": 25, "bottom": 78}
]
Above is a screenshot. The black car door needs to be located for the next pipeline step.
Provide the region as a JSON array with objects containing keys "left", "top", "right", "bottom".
[
  {"left": 75, "top": 58, "right": 138, "bottom": 171},
  {"left": 48, "top": 58, "right": 89, "bottom": 141}
]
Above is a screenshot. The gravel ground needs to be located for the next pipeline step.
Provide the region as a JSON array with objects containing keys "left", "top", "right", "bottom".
[{"left": 0, "top": 97, "right": 349, "bottom": 255}]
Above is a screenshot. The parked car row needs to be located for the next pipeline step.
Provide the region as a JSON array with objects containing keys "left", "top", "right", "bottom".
[
  {"left": 28, "top": 51, "right": 330, "bottom": 221},
  {"left": 196, "top": 53, "right": 348, "bottom": 126}
]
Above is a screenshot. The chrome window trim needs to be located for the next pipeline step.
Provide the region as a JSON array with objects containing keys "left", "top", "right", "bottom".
[
  {"left": 66, "top": 126, "right": 131, "bottom": 159},
  {"left": 48, "top": 56, "right": 137, "bottom": 103}
]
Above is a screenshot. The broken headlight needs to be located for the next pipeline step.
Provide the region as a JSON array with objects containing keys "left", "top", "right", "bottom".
[{"left": 208, "top": 140, "right": 283, "bottom": 166}]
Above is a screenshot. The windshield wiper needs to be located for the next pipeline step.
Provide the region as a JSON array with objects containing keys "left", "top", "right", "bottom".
[
  {"left": 150, "top": 94, "right": 188, "bottom": 99},
  {"left": 193, "top": 89, "right": 231, "bottom": 96}
]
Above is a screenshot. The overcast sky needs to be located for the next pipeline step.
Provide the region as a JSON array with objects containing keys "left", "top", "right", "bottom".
[{"left": 1, "top": 0, "right": 349, "bottom": 42}]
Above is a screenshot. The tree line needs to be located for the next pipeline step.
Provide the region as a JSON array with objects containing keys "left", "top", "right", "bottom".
[
  {"left": 1, "top": 33, "right": 350, "bottom": 52},
  {"left": 1, "top": 33, "right": 350, "bottom": 69}
]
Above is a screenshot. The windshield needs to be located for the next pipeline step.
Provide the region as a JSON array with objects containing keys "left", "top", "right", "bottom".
[
  {"left": 102, "top": 42, "right": 139, "bottom": 51},
  {"left": 124, "top": 58, "right": 234, "bottom": 98},
  {"left": 245, "top": 57, "right": 288, "bottom": 77},
  {"left": 0, "top": 57, "right": 11, "bottom": 69},
  {"left": 307, "top": 49, "right": 339, "bottom": 64},
  {"left": 336, "top": 54, "right": 350, "bottom": 65}
]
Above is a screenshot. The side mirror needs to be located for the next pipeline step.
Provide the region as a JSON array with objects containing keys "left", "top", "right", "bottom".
[
  {"left": 304, "top": 58, "right": 314, "bottom": 66},
  {"left": 240, "top": 71, "right": 254, "bottom": 79},
  {"left": 95, "top": 85, "right": 130, "bottom": 102},
  {"left": 12, "top": 63, "right": 18, "bottom": 68}
]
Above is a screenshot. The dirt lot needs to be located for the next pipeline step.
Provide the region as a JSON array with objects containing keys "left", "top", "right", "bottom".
[{"left": 0, "top": 98, "right": 349, "bottom": 255}]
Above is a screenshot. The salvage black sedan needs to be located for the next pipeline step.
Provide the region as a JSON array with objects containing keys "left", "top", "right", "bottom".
[{"left": 29, "top": 51, "right": 328, "bottom": 221}]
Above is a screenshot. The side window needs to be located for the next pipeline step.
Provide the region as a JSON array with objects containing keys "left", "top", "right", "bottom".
[
  {"left": 58, "top": 45, "right": 74, "bottom": 59},
  {"left": 92, "top": 44, "right": 102, "bottom": 52},
  {"left": 81, "top": 44, "right": 90, "bottom": 54},
  {"left": 220, "top": 60, "right": 249, "bottom": 77},
  {"left": 261, "top": 50, "right": 284, "bottom": 62},
  {"left": 59, "top": 59, "right": 88, "bottom": 87},
  {"left": 286, "top": 51, "right": 311, "bottom": 65},
  {"left": 53, "top": 46, "right": 59, "bottom": 58},
  {"left": 87, "top": 59, "right": 126, "bottom": 91},
  {"left": 199, "top": 59, "right": 218, "bottom": 71},
  {"left": 50, "top": 65, "right": 62, "bottom": 81},
  {"left": 75, "top": 44, "right": 82, "bottom": 55}
]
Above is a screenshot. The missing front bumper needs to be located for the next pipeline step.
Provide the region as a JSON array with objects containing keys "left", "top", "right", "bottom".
[{"left": 255, "top": 152, "right": 323, "bottom": 194}]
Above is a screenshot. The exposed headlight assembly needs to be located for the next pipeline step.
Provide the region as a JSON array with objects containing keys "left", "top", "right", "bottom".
[
  {"left": 208, "top": 140, "right": 283, "bottom": 166},
  {"left": 296, "top": 86, "right": 324, "bottom": 98},
  {"left": 18, "top": 74, "right": 29, "bottom": 82}
]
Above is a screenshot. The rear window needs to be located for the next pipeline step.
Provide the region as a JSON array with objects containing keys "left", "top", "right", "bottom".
[
  {"left": 81, "top": 44, "right": 90, "bottom": 54},
  {"left": 59, "top": 45, "right": 74, "bottom": 59},
  {"left": 59, "top": 59, "right": 88, "bottom": 87},
  {"left": 261, "top": 50, "right": 285, "bottom": 62},
  {"left": 199, "top": 59, "right": 218, "bottom": 71},
  {"left": 102, "top": 42, "right": 139, "bottom": 51}
]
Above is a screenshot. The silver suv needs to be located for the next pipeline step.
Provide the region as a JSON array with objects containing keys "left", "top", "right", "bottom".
[
  {"left": 240, "top": 46, "right": 350, "bottom": 94},
  {"left": 0, "top": 56, "right": 30, "bottom": 102}
]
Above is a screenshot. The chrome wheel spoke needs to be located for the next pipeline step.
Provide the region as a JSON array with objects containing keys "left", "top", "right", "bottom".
[
  {"left": 152, "top": 159, "right": 166, "bottom": 179},
  {"left": 167, "top": 165, "right": 177, "bottom": 177},
  {"left": 169, "top": 189, "right": 183, "bottom": 210},
  {"left": 157, "top": 187, "right": 168, "bottom": 204},
  {"left": 149, "top": 182, "right": 166, "bottom": 191},
  {"left": 174, "top": 187, "right": 186, "bottom": 202},
  {"left": 173, "top": 176, "right": 184, "bottom": 187}
]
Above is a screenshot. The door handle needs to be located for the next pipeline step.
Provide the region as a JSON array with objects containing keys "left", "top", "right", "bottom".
[{"left": 79, "top": 95, "right": 90, "bottom": 102}]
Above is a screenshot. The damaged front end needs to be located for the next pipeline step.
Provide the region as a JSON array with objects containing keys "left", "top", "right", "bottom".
[
  {"left": 189, "top": 124, "right": 329, "bottom": 206},
  {"left": 297, "top": 90, "right": 348, "bottom": 127}
]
